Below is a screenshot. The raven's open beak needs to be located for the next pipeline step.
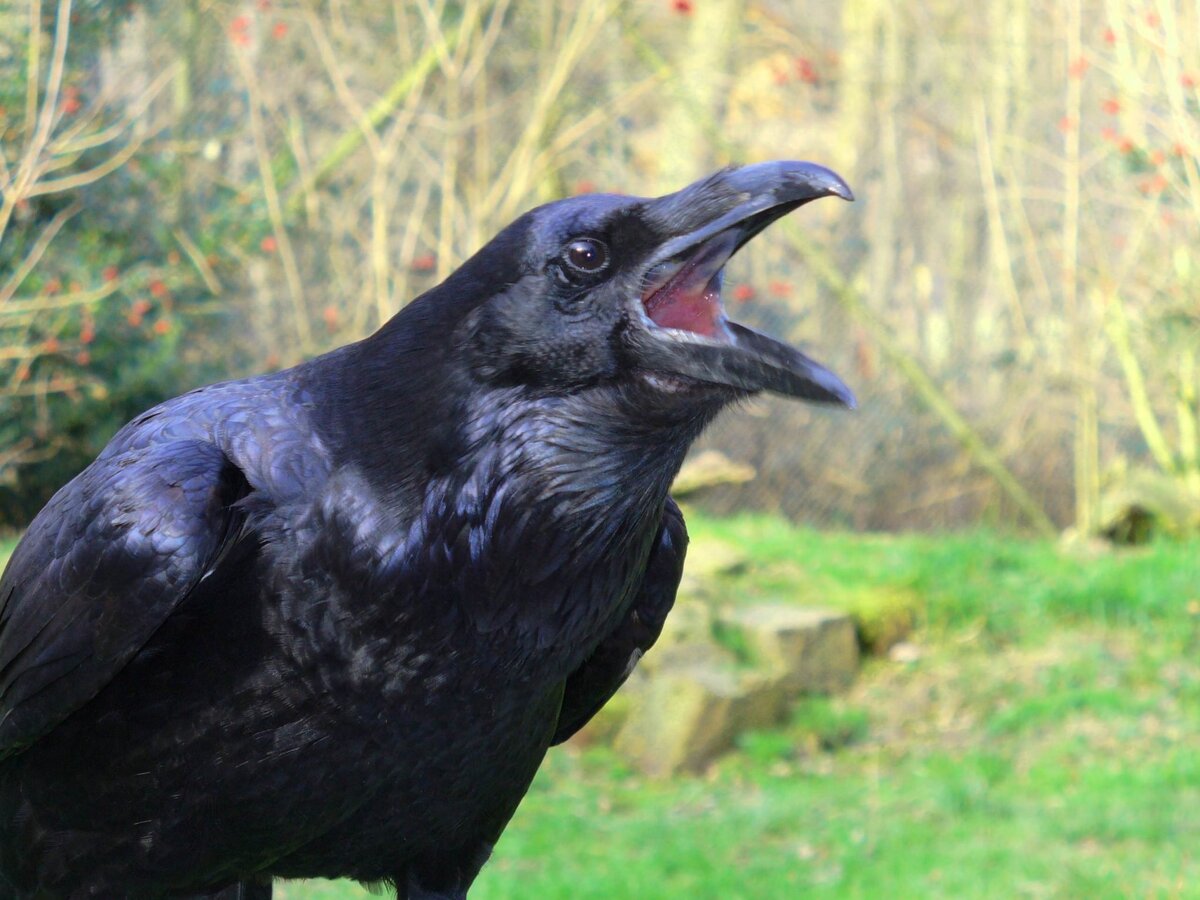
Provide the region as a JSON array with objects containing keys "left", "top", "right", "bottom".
[{"left": 624, "top": 161, "right": 856, "bottom": 407}]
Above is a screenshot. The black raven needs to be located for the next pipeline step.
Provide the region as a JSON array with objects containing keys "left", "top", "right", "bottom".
[{"left": 0, "top": 161, "right": 854, "bottom": 898}]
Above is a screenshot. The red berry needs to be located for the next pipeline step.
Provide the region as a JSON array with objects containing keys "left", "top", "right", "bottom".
[
  {"left": 230, "top": 16, "right": 251, "bottom": 45},
  {"left": 794, "top": 57, "right": 819, "bottom": 85}
]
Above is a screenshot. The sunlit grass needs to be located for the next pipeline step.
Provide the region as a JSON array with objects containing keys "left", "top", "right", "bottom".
[{"left": 0, "top": 535, "right": 17, "bottom": 572}]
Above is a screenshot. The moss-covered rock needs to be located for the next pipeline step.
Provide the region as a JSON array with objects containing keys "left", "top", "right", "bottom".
[
  {"left": 604, "top": 604, "right": 863, "bottom": 775},
  {"left": 671, "top": 450, "right": 756, "bottom": 498},
  {"left": 1099, "top": 466, "right": 1200, "bottom": 543},
  {"left": 677, "top": 535, "right": 750, "bottom": 600},
  {"left": 720, "top": 605, "right": 859, "bottom": 691},
  {"left": 650, "top": 597, "right": 717, "bottom": 657},
  {"left": 613, "top": 665, "right": 786, "bottom": 776},
  {"left": 835, "top": 585, "right": 921, "bottom": 655}
]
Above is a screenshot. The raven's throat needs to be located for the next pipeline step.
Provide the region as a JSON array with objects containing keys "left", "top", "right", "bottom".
[{"left": 640, "top": 231, "right": 737, "bottom": 340}]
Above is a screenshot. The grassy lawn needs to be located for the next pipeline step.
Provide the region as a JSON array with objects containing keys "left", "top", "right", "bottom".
[
  {"left": 0, "top": 535, "right": 16, "bottom": 569},
  {"left": 3, "top": 521, "right": 1198, "bottom": 898}
]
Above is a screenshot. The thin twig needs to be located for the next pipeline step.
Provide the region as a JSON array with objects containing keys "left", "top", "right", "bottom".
[
  {"left": 0, "top": 201, "right": 81, "bottom": 306},
  {"left": 284, "top": 17, "right": 463, "bottom": 215},
  {"left": 173, "top": 228, "right": 223, "bottom": 295},
  {"left": 232, "top": 46, "right": 314, "bottom": 352}
]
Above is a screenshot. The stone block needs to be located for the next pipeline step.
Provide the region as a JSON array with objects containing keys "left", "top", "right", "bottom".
[
  {"left": 677, "top": 536, "right": 749, "bottom": 599},
  {"left": 723, "top": 605, "right": 858, "bottom": 693},
  {"left": 613, "top": 663, "right": 787, "bottom": 777}
]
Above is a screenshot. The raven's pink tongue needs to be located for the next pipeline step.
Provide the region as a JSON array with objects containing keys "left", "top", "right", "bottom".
[
  {"left": 644, "top": 283, "right": 722, "bottom": 337},
  {"left": 642, "top": 231, "right": 736, "bottom": 339}
]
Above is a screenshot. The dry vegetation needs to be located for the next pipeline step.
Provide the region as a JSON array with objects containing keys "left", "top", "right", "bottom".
[{"left": 1, "top": 0, "right": 1198, "bottom": 533}]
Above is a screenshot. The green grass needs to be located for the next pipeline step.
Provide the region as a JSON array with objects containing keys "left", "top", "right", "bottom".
[
  {"left": 0, "top": 535, "right": 17, "bottom": 570},
  {"left": 5, "top": 520, "right": 1199, "bottom": 898},
  {"left": 692, "top": 514, "right": 1200, "bottom": 637}
]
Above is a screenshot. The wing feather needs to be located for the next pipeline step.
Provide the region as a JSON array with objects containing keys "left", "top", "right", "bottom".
[
  {"left": 0, "top": 439, "right": 251, "bottom": 756},
  {"left": 550, "top": 497, "right": 687, "bottom": 744}
]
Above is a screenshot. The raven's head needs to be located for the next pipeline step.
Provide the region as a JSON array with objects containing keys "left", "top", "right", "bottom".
[{"left": 458, "top": 160, "right": 855, "bottom": 409}]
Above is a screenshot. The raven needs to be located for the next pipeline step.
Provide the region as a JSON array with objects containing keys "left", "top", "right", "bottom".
[{"left": 0, "top": 161, "right": 854, "bottom": 898}]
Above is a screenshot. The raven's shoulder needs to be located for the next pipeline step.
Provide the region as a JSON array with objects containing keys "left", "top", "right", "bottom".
[{"left": 99, "top": 370, "right": 332, "bottom": 504}]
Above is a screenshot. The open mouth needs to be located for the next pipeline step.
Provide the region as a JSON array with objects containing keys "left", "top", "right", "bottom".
[
  {"left": 626, "top": 161, "right": 857, "bottom": 407},
  {"left": 638, "top": 199, "right": 817, "bottom": 346},
  {"left": 641, "top": 231, "right": 737, "bottom": 340}
]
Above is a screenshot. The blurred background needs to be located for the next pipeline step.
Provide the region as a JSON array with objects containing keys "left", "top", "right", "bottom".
[
  {"left": 2, "top": 1, "right": 1199, "bottom": 897},
  {"left": 2, "top": 0, "right": 1198, "bottom": 537}
]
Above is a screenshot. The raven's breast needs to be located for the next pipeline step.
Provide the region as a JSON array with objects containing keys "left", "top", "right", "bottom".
[{"left": 270, "top": 677, "right": 565, "bottom": 881}]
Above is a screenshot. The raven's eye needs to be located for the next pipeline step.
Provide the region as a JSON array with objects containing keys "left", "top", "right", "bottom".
[{"left": 564, "top": 238, "right": 608, "bottom": 274}]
